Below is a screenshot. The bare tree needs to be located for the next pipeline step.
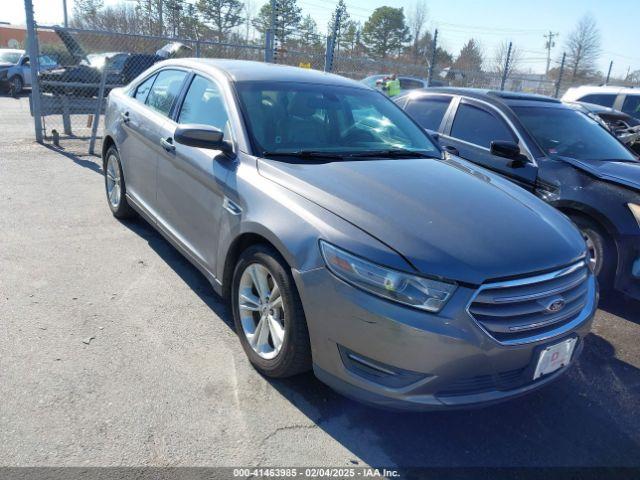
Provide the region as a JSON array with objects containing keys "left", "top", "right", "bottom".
[
  {"left": 408, "top": 0, "right": 428, "bottom": 59},
  {"left": 565, "top": 14, "right": 601, "bottom": 81},
  {"left": 492, "top": 40, "right": 522, "bottom": 80}
]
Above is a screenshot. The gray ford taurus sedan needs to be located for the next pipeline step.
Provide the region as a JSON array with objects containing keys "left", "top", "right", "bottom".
[{"left": 102, "top": 59, "right": 597, "bottom": 410}]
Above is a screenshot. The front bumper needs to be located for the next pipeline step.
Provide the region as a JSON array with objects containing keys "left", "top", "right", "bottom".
[
  {"left": 293, "top": 266, "right": 597, "bottom": 411},
  {"left": 615, "top": 234, "right": 640, "bottom": 301}
]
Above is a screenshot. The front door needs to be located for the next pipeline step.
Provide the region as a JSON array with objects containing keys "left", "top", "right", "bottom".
[
  {"left": 441, "top": 99, "right": 538, "bottom": 189},
  {"left": 156, "top": 74, "right": 232, "bottom": 274}
]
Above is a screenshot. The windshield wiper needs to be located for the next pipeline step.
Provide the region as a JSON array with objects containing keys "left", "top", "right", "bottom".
[
  {"left": 262, "top": 150, "right": 347, "bottom": 159},
  {"left": 345, "top": 149, "right": 436, "bottom": 159}
]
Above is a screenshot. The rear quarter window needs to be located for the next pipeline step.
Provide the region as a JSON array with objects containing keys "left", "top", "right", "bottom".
[
  {"left": 578, "top": 93, "right": 616, "bottom": 108},
  {"left": 405, "top": 96, "right": 452, "bottom": 131}
]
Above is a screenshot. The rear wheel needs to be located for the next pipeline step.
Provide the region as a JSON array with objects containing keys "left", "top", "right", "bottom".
[
  {"left": 9, "top": 76, "right": 23, "bottom": 94},
  {"left": 572, "top": 216, "right": 615, "bottom": 288},
  {"left": 231, "top": 245, "right": 311, "bottom": 378},
  {"left": 103, "top": 146, "right": 135, "bottom": 219}
]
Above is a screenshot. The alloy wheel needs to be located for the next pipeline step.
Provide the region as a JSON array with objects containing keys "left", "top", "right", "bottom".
[
  {"left": 237, "top": 263, "right": 285, "bottom": 360},
  {"left": 582, "top": 229, "right": 599, "bottom": 274},
  {"left": 105, "top": 153, "right": 122, "bottom": 209}
]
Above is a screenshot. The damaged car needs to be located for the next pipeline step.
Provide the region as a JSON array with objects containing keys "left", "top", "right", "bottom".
[
  {"left": 39, "top": 27, "right": 191, "bottom": 97},
  {"left": 565, "top": 101, "right": 640, "bottom": 154},
  {"left": 0, "top": 48, "right": 58, "bottom": 94},
  {"left": 397, "top": 88, "right": 640, "bottom": 300}
]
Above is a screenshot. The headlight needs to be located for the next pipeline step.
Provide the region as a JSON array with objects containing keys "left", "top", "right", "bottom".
[
  {"left": 319, "top": 240, "right": 456, "bottom": 312},
  {"left": 629, "top": 203, "right": 640, "bottom": 229}
]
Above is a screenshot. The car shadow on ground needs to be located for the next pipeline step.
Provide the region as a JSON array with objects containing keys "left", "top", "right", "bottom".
[{"left": 119, "top": 214, "right": 640, "bottom": 469}]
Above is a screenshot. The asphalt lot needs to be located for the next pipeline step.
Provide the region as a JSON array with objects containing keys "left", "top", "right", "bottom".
[{"left": 1, "top": 93, "right": 639, "bottom": 469}]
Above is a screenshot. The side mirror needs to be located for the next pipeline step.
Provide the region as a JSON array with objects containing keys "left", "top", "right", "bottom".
[
  {"left": 174, "top": 124, "right": 233, "bottom": 154},
  {"left": 490, "top": 140, "right": 520, "bottom": 159},
  {"left": 442, "top": 145, "right": 459, "bottom": 157}
]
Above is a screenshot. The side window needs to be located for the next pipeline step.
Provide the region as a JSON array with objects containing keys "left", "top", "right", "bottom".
[
  {"left": 451, "top": 103, "right": 515, "bottom": 148},
  {"left": 579, "top": 93, "right": 616, "bottom": 108},
  {"left": 405, "top": 96, "right": 452, "bottom": 131},
  {"left": 178, "top": 75, "right": 230, "bottom": 134},
  {"left": 145, "top": 69, "right": 187, "bottom": 116},
  {"left": 398, "top": 78, "right": 424, "bottom": 90},
  {"left": 621, "top": 95, "right": 640, "bottom": 118},
  {"left": 133, "top": 74, "right": 157, "bottom": 103}
]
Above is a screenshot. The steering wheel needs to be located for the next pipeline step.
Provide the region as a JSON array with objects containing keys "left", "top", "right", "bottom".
[{"left": 340, "top": 124, "right": 378, "bottom": 145}]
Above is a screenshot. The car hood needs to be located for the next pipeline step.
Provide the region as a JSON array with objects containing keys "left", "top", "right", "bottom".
[
  {"left": 54, "top": 26, "right": 88, "bottom": 64},
  {"left": 257, "top": 156, "right": 586, "bottom": 285},
  {"left": 0, "top": 62, "right": 13, "bottom": 68},
  {"left": 557, "top": 156, "right": 640, "bottom": 192}
]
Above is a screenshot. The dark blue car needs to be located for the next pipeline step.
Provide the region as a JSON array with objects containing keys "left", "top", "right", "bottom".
[{"left": 397, "top": 88, "right": 640, "bottom": 300}]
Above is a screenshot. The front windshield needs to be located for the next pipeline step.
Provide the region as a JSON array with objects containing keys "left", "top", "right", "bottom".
[
  {"left": 0, "top": 51, "right": 21, "bottom": 64},
  {"left": 513, "top": 106, "right": 636, "bottom": 162},
  {"left": 236, "top": 81, "right": 439, "bottom": 157}
]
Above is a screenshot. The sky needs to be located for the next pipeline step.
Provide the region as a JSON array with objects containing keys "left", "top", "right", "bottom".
[{"left": 4, "top": 0, "right": 639, "bottom": 77}]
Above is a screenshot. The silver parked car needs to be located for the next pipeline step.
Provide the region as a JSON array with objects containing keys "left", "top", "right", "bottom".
[
  {"left": 102, "top": 59, "right": 596, "bottom": 410},
  {"left": 0, "top": 49, "right": 58, "bottom": 94}
]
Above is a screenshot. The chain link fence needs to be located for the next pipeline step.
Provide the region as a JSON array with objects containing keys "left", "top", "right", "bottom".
[
  {"left": 26, "top": 23, "right": 265, "bottom": 155},
  {"left": 21, "top": 0, "right": 640, "bottom": 155}
]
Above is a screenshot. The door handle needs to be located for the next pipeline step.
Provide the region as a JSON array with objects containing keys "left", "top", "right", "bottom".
[
  {"left": 121, "top": 111, "right": 130, "bottom": 124},
  {"left": 160, "top": 137, "right": 176, "bottom": 153}
]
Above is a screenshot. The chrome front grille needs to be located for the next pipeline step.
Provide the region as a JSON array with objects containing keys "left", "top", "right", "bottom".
[{"left": 468, "top": 261, "right": 591, "bottom": 343}]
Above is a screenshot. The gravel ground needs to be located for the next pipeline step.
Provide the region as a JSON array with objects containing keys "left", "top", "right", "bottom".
[{"left": 1, "top": 93, "right": 639, "bottom": 469}]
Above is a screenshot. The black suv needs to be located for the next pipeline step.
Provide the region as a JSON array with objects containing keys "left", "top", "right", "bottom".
[{"left": 396, "top": 88, "right": 640, "bottom": 300}]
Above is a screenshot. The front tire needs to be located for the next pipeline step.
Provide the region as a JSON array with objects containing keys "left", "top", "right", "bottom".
[
  {"left": 572, "top": 216, "right": 615, "bottom": 288},
  {"left": 9, "top": 76, "right": 23, "bottom": 95},
  {"left": 103, "top": 146, "right": 135, "bottom": 219},
  {"left": 231, "top": 245, "right": 311, "bottom": 378}
]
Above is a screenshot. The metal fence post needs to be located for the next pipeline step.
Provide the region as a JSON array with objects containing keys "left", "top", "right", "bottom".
[
  {"left": 426, "top": 29, "right": 438, "bottom": 87},
  {"left": 264, "top": 0, "right": 276, "bottom": 63},
  {"left": 554, "top": 52, "right": 566, "bottom": 98},
  {"left": 324, "top": 9, "right": 341, "bottom": 72},
  {"left": 88, "top": 66, "right": 109, "bottom": 155},
  {"left": 195, "top": 40, "right": 201, "bottom": 58},
  {"left": 324, "top": 35, "right": 335, "bottom": 72},
  {"left": 24, "top": 0, "right": 43, "bottom": 143},
  {"left": 605, "top": 60, "right": 613, "bottom": 85},
  {"left": 500, "top": 41, "right": 512, "bottom": 91}
]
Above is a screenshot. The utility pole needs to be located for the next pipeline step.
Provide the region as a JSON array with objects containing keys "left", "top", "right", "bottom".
[
  {"left": 426, "top": 29, "right": 438, "bottom": 87},
  {"left": 544, "top": 31, "right": 559, "bottom": 76},
  {"left": 606, "top": 60, "right": 613, "bottom": 85},
  {"left": 554, "top": 52, "right": 566, "bottom": 98},
  {"left": 500, "top": 41, "right": 512, "bottom": 91}
]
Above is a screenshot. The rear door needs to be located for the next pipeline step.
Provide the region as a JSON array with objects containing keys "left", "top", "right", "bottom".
[
  {"left": 118, "top": 68, "right": 188, "bottom": 215},
  {"left": 441, "top": 98, "right": 538, "bottom": 189},
  {"left": 155, "top": 73, "right": 232, "bottom": 273}
]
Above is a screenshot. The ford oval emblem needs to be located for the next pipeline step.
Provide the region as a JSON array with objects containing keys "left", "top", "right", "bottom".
[{"left": 546, "top": 299, "right": 566, "bottom": 313}]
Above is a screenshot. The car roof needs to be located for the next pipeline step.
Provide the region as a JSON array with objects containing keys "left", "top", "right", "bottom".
[
  {"left": 162, "top": 58, "right": 370, "bottom": 89},
  {"left": 562, "top": 85, "right": 640, "bottom": 101},
  {"left": 400, "top": 87, "right": 564, "bottom": 109}
]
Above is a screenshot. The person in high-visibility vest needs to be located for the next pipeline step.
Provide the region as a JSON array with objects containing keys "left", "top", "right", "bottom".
[{"left": 385, "top": 74, "right": 401, "bottom": 97}]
